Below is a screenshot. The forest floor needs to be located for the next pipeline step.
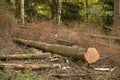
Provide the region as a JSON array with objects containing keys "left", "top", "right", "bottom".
[{"left": 0, "top": 21, "right": 120, "bottom": 80}]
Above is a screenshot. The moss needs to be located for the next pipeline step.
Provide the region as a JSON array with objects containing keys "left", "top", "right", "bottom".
[{"left": 14, "top": 38, "right": 86, "bottom": 60}]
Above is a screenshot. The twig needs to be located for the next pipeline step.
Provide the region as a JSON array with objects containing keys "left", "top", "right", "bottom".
[
  {"left": 104, "top": 26, "right": 120, "bottom": 31},
  {"left": 94, "top": 68, "right": 110, "bottom": 71}
]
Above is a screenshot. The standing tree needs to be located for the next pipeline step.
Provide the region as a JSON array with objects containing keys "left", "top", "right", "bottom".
[
  {"left": 111, "top": 0, "right": 120, "bottom": 40},
  {"left": 21, "top": 0, "right": 24, "bottom": 25},
  {"left": 85, "top": 0, "right": 88, "bottom": 23},
  {"left": 49, "top": 0, "right": 58, "bottom": 20},
  {"left": 58, "top": 0, "right": 63, "bottom": 25},
  {"left": 114, "top": 0, "right": 120, "bottom": 27}
]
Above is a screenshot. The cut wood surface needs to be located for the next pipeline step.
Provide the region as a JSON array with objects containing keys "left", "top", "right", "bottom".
[
  {"left": 0, "top": 53, "right": 51, "bottom": 61},
  {"left": 0, "top": 63, "right": 60, "bottom": 70},
  {"left": 84, "top": 48, "right": 100, "bottom": 64},
  {"left": 14, "top": 38, "right": 100, "bottom": 64}
]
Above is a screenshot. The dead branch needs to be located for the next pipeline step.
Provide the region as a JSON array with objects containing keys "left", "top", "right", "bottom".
[
  {"left": 0, "top": 53, "right": 51, "bottom": 61},
  {"left": 104, "top": 26, "right": 120, "bottom": 31},
  {"left": 52, "top": 73, "right": 90, "bottom": 77},
  {"left": 83, "top": 33, "right": 120, "bottom": 40},
  {"left": 0, "top": 63, "right": 60, "bottom": 70}
]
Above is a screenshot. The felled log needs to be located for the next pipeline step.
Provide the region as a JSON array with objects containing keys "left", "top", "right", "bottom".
[
  {"left": 0, "top": 63, "right": 60, "bottom": 70},
  {"left": 0, "top": 53, "right": 51, "bottom": 61},
  {"left": 14, "top": 38, "right": 100, "bottom": 64}
]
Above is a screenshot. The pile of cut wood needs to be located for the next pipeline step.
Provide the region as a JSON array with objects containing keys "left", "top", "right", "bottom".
[
  {"left": 14, "top": 38, "right": 100, "bottom": 64},
  {"left": 0, "top": 38, "right": 100, "bottom": 70}
]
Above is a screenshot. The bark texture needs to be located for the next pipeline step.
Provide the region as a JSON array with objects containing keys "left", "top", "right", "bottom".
[
  {"left": 0, "top": 53, "right": 51, "bottom": 61},
  {"left": 114, "top": 0, "right": 120, "bottom": 27},
  {"left": 14, "top": 38, "right": 100, "bottom": 64},
  {"left": 0, "top": 63, "right": 60, "bottom": 70},
  {"left": 21, "top": 0, "right": 24, "bottom": 25}
]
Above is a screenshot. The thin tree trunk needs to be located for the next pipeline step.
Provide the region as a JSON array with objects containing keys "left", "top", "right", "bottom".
[
  {"left": 58, "top": 0, "right": 62, "bottom": 25},
  {"left": 21, "top": 0, "right": 24, "bottom": 25},
  {"left": 85, "top": 0, "right": 88, "bottom": 23},
  {"left": 114, "top": 0, "right": 120, "bottom": 27},
  {"left": 49, "top": 0, "right": 55, "bottom": 20}
]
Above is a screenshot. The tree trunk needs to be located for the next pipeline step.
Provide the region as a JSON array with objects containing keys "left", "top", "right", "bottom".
[
  {"left": 85, "top": 0, "right": 89, "bottom": 23},
  {"left": 114, "top": 0, "right": 120, "bottom": 27},
  {"left": 14, "top": 38, "right": 100, "bottom": 64},
  {"left": 0, "top": 53, "right": 51, "bottom": 61},
  {"left": 49, "top": 0, "right": 58, "bottom": 20},
  {"left": 111, "top": 0, "right": 120, "bottom": 42},
  {"left": 58, "top": 0, "right": 63, "bottom": 25},
  {"left": 21, "top": 0, "right": 24, "bottom": 25}
]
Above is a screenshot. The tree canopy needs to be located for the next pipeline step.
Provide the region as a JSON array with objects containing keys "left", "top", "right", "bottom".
[{"left": 0, "top": 0, "right": 115, "bottom": 26}]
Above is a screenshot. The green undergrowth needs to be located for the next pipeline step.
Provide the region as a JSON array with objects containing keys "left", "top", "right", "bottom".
[{"left": 0, "top": 69, "right": 43, "bottom": 80}]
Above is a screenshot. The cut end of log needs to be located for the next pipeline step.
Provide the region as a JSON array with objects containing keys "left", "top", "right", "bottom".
[{"left": 84, "top": 48, "right": 100, "bottom": 64}]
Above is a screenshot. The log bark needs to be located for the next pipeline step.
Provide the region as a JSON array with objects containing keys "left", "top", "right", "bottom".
[
  {"left": 14, "top": 38, "right": 100, "bottom": 64},
  {"left": 0, "top": 63, "right": 60, "bottom": 70},
  {"left": 0, "top": 53, "right": 51, "bottom": 61}
]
